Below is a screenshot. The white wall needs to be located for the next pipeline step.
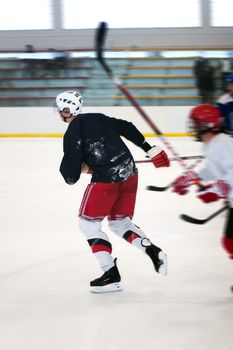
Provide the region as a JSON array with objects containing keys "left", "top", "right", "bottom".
[
  {"left": 0, "top": 106, "right": 192, "bottom": 136},
  {"left": 0, "top": 1, "right": 233, "bottom": 51},
  {"left": 1, "top": 27, "right": 233, "bottom": 51}
]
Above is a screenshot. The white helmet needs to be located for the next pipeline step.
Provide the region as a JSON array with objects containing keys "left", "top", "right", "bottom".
[{"left": 56, "top": 91, "right": 83, "bottom": 116}]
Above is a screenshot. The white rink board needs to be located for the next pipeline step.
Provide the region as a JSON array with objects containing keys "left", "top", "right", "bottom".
[{"left": 0, "top": 106, "right": 192, "bottom": 135}]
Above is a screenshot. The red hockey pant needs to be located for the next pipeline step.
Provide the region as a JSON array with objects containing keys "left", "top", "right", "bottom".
[{"left": 79, "top": 174, "right": 138, "bottom": 221}]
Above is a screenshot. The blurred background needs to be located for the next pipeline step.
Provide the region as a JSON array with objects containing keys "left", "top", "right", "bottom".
[{"left": 0, "top": 0, "right": 232, "bottom": 117}]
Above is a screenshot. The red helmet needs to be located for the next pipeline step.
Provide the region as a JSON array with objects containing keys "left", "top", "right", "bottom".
[{"left": 189, "top": 104, "right": 222, "bottom": 134}]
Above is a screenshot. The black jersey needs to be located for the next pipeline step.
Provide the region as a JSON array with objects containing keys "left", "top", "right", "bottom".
[{"left": 60, "top": 113, "right": 150, "bottom": 184}]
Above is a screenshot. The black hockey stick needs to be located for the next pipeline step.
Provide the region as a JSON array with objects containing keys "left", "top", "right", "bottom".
[
  {"left": 146, "top": 183, "right": 173, "bottom": 192},
  {"left": 95, "top": 22, "right": 205, "bottom": 190},
  {"left": 146, "top": 157, "right": 203, "bottom": 192},
  {"left": 180, "top": 204, "right": 229, "bottom": 225}
]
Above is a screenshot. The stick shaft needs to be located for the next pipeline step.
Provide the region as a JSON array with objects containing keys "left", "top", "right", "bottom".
[
  {"left": 203, "top": 205, "right": 228, "bottom": 222},
  {"left": 180, "top": 205, "right": 228, "bottom": 225},
  {"left": 136, "top": 155, "right": 204, "bottom": 164},
  {"left": 95, "top": 22, "right": 203, "bottom": 189}
]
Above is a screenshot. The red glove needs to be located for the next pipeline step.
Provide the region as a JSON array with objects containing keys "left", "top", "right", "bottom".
[
  {"left": 147, "top": 146, "right": 170, "bottom": 168},
  {"left": 172, "top": 171, "right": 197, "bottom": 195},
  {"left": 197, "top": 180, "right": 230, "bottom": 203}
]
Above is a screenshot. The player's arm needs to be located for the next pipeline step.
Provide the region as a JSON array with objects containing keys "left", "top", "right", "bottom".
[
  {"left": 59, "top": 129, "right": 84, "bottom": 184},
  {"left": 197, "top": 145, "right": 233, "bottom": 203},
  {"left": 110, "top": 117, "right": 170, "bottom": 168},
  {"left": 60, "top": 153, "right": 82, "bottom": 185}
]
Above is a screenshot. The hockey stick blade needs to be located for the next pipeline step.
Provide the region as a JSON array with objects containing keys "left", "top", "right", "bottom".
[
  {"left": 146, "top": 157, "right": 203, "bottom": 192},
  {"left": 180, "top": 205, "right": 228, "bottom": 225},
  {"left": 146, "top": 184, "right": 171, "bottom": 192},
  {"left": 96, "top": 21, "right": 107, "bottom": 52},
  {"left": 96, "top": 22, "right": 113, "bottom": 77}
]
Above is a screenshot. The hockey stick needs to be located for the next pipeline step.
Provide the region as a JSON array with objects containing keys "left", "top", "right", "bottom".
[
  {"left": 95, "top": 22, "right": 204, "bottom": 190},
  {"left": 135, "top": 155, "right": 205, "bottom": 164},
  {"left": 180, "top": 204, "right": 229, "bottom": 225},
  {"left": 147, "top": 184, "right": 171, "bottom": 192},
  {"left": 146, "top": 157, "right": 203, "bottom": 192}
]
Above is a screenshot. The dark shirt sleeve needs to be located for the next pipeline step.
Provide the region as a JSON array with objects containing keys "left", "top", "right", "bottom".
[
  {"left": 59, "top": 122, "right": 84, "bottom": 185},
  {"left": 109, "top": 117, "right": 152, "bottom": 152}
]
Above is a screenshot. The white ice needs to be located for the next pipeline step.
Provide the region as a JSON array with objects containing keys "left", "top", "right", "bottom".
[{"left": 0, "top": 137, "right": 232, "bottom": 350}]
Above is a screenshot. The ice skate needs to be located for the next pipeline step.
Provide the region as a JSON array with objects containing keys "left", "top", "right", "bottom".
[
  {"left": 90, "top": 258, "right": 122, "bottom": 293},
  {"left": 145, "top": 244, "right": 167, "bottom": 275}
]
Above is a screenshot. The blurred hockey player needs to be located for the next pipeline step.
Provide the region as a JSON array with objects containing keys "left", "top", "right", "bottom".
[
  {"left": 172, "top": 104, "right": 233, "bottom": 292},
  {"left": 56, "top": 91, "right": 170, "bottom": 293},
  {"left": 216, "top": 73, "right": 233, "bottom": 136}
]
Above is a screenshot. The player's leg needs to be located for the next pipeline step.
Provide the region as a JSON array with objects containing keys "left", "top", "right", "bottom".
[
  {"left": 221, "top": 208, "right": 233, "bottom": 259},
  {"left": 79, "top": 182, "right": 122, "bottom": 292},
  {"left": 108, "top": 174, "right": 167, "bottom": 275},
  {"left": 221, "top": 208, "right": 233, "bottom": 292}
]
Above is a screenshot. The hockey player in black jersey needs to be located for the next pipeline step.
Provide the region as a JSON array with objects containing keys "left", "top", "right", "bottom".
[{"left": 56, "top": 90, "right": 170, "bottom": 293}]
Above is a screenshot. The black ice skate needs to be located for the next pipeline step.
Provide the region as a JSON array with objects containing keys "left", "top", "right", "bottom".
[
  {"left": 90, "top": 258, "right": 122, "bottom": 293},
  {"left": 145, "top": 244, "right": 167, "bottom": 275}
]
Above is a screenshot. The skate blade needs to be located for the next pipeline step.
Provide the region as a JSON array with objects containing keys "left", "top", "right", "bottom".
[
  {"left": 90, "top": 282, "right": 122, "bottom": 294},
  {"left": 158, "top": 252, "right": 168, "bottom": 276}
]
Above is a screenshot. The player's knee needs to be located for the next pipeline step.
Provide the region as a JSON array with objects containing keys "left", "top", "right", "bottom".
[
  {"left": 109, "top": 217, "right": 131, "bottom": 236},
  {"left": 221, "top": 236, "right": 233, "bottom": 259},
  {"left": 79, "top": 217, "right": 102, "bottom": 238}
]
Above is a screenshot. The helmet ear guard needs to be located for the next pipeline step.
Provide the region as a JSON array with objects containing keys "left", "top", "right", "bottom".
[{"left": 56, "top": 91, "right": 83, "bottom": 116}]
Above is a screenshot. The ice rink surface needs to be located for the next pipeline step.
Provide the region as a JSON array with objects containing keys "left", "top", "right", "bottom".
[{"left": 0, "top": 136, "right": 232, "bottom": 350}]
